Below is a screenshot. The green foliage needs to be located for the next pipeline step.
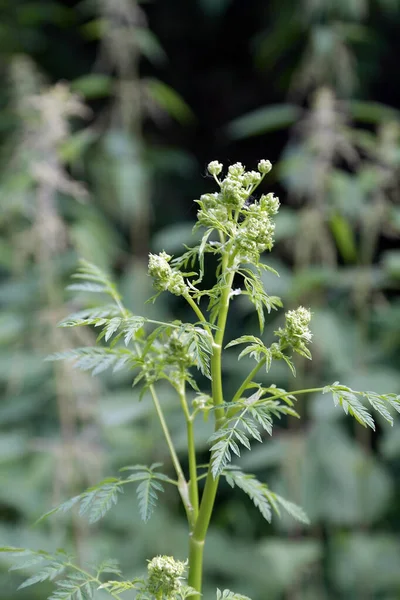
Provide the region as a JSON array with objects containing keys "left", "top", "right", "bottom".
[
  {"left": 216, "top": 589, "right": 251, "bottom": 600},
  {"left": 223, "top": 467, "right": 309, "bottom": 525},
  {"left": 323, "top": 382, "right": 400, "bottom": 430},
  {"left": 38, "top": 464, "right": 171, "bottom": 526},
  {"left": 5, "top": 156, "right": 399, "bottom": 600},
  {"left": 209, "top": 387, "right": 299, "bottom": 478},
  {"left": 1, "top": 3, "right": 400, "bottom": 596}
]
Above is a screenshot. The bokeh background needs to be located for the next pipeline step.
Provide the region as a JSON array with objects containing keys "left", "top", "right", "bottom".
[{"left": 1, "top": 1, "right": 400, "bottom": 598}]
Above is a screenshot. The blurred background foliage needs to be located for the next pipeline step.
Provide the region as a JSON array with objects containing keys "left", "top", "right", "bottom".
[{"left": 0, "top": 0, "right": 399, "bottom": 598}]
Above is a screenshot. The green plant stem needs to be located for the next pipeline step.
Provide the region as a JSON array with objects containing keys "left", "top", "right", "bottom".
[
  {"left": 184, "top": 293, "right": 212, "bottom": 337},
  {"left": 149, "top": 385, "right": 194, "bottom": 528},
  {"left": 188, "top": 264, "right": 236, "bottom": 597},
  {"left": 227, "top": 386, "right": 326, "bottom": 419},
  {"left": 231, "top": 356, "right": 267, "bottom": 404},
  {"left": 178, "top": 383, "right": 199, "bottom": 524},
  {"left": 212, "top": 268, "right": 236, "bottom": 427}
]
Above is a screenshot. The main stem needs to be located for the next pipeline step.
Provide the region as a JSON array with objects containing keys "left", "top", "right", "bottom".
[{"left": 188, "top": 265, "right": 236, "bottom": 596}]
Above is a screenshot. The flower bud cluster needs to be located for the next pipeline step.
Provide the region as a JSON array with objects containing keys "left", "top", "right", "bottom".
[
  {"left": 165, "top": 330, "right": 195, "bottom": 369},
  {"left": 147, "top": 555, "right": 186, "bottom": 598},
  {"left": 197, "top": 160, "right": 277, "bottom": 246},
  {"left": 235, "top": 193, "right": 280, "bottom": 261},
  {"left": 148, "top": 251, "right": 188, "bottom": 296},
  {"left": 196, "top": 192, "right": 230, "bottom": 230},
  {"left": 275, "top": 306, "right": 312, "bottom": 357}
]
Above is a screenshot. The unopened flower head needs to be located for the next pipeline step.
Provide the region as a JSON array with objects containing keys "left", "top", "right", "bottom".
[
  {"left": 241, "top": 170, "right": 262, "bottom": 187},
  {"left": 166, "top": 330, "right": 196, "bottom": 368},
  {"left": 207, "top": 160, "right": 223, "bottom": 176},
  {"left": 228, "top": 162, "right": 245, "bottom": 178},
  {"left": 220, "top": 178, "right": 248, "bottom": 208},
  {"left": 275, "top": 306, "right": 312, "bottom": 358},
  {"left": 285, "top": 306, "right": 312, "bottom": 338},
  {"left": 147, "top": 555, "right": 186, "bottom": 598},
  {"left": 258, "top": 159, "right": 272, "bottom": 174},
  {"left": 259, "top": 193, "right": 280, "bottom": 215},
  {"left": 148, "top": 251, "right": 188, "bottom": 296}
]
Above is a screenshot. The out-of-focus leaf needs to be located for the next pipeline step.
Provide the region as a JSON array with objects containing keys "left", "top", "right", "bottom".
[
  {"left": 145, "top": 78, "right": 195, "bottom": 125},
  {"left": 226, "top": 105, "right": 301, "bottom": 139},
  {"left": 274, "top": 208, "right": 298, "bottom": 241},
  {"left": 152, "top": 223, "right": 202, "bottom": 254},
  {"left": 349, "top": 100, "right": 400, "bottom": 123},
  {"left": 18, "top": 2, "right": 73, "bottom": 26},
  {"left": 258, "top": 539, "right": 322, "bottom": 591},
  {"left": 0, "top": 434, "right": 28, "bottom": 463},
  {"left": 331, "top": 533, "right": 400, "bottom": 594},
  {"left": 70, "top": 215, "right": 123, "bottom": 270},
  {"left": 300, "top": 423, "right": 392, "bottom": 525},
  {"left": 329, "top": 212, "right": 357, "bottom": 263},
  {"left": 71, "top": 74, "right": 113, "bottom": 99},
  {"left": 59, "top": 128, "right": 98, "bottom": 164},
  {"left": 135, "top": 28, "right": 167, "bottom": 65},
  {"left": 253, "top": 19, "right": 302, "bottom": 69},
  {"left": 382, "top": 250, "right": 400, "bottom": 280}
]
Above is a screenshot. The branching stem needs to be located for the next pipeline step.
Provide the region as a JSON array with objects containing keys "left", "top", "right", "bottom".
[
  {"left": 149, "top": 385, "right": 194, "bottom": 528},
  {"left": 178, "top": 382, "right": 199, "bottom": 524}
]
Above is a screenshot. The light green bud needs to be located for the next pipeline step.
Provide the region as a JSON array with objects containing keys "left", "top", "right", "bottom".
[
  {"left": 147, "top": 555, "right": 186, "bottom": 598},
  {"left": 260, "top": 193, "right": 280, "bottom": 215},
  {"left": 220, "top": 179, "right": 248, "bottom": 207},
  {"left": 258, "top": 159, "right": 272, "bottom": 174},
  {"left": 207, "top": 160, "right": 223, "bottom": 176},
  {"left": 148, "top": 252, "right": 188, "bottom": 296},
  {"left": 228, "top": 162, "right": 245, "bottom": 178}
]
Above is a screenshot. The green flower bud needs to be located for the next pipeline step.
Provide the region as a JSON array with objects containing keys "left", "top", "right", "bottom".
[
  {"left": 207, "top": 160, "right": 223, "bottom": 176},
  {"left": 285, "top": 307, "right": 312, "bottom": 342},
  {"left": 228, "top": 162, "right": 245, "bottom": 178},
  {"left": 147, "top": 555, "right": 186, "bottom": 599},
  {"left": 148, "top": 251, "right": 172, "bottom": 283},
  {"left": 220, "top": 179, "right": 248, "bottom": 208},
  {"left": 259, "top": 192, "right": 280, "bottom": 215},
  {"left": 258, "top": 159, "right": 272, "bottom": 174},
  {"left": 148, "top": 252, "right": 188, "bottom": 296},
  {"left": 241, "top": 170, "right": 261, "bottom": 187},
  {"left": 275, "top": 306, "right": 312, "bottom": 358}
]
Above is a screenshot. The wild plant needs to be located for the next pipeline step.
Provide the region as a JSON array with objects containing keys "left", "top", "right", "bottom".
[{"left": 2, "top": 160, "right": 399, "bottom": 599}]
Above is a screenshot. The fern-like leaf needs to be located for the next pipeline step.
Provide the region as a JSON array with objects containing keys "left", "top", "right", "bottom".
[
  {"left": 323, "top": 382, "right": 400, "bottom": 430},
  {"left": 49, "top": 573, "right": 96, "bottom": 600},
  {"left": 122, "top": 464, "right": 169, "bottom": 522},
  {"left": 185, "top": 325, "right": 213, "bottom": 378},
  {"left": 224, "top": 468, "right": 272, "bottom": 522},
  {"left": 216, "top": 589, "right": 252, "bottom": 600},
  {"left": 273, "top": 494, "right": 310, "bottom": 525},
  {"left": 223, "top": 468, "right": 309, "bottom": 526},
  {"left": 46, "top": 347, "right": 135, "bottom": 375},
  {"left": 66, "top": 260, "right": 121, "bottom": 304},
  {"left": 78, "top": 479, "right": 123, "bottom": 524}
]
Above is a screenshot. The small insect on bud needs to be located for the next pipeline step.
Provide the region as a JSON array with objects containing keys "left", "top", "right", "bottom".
[
  {"left": 207, "top": 160, "right": 223, "bottom": 176},
  {"left": 258, "top": 159, "right": 272, "bottom": 174}
]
